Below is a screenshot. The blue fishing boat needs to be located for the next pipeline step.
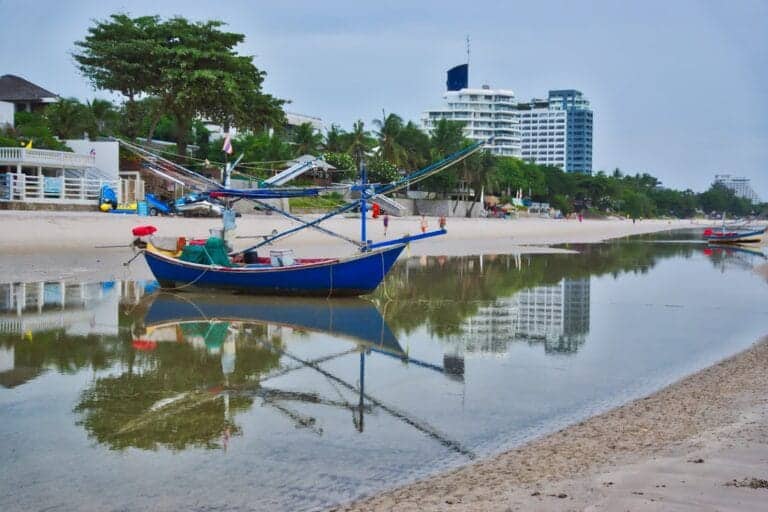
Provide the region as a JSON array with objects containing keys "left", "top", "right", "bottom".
[
  {"left": 128, "top": 140, "right": 486, "bottom": 296},
  {"left": 143, "top": 242, "right": 406, "bottom": 297}
]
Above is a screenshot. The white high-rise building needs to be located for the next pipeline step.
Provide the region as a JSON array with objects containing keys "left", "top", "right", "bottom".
[
  {"left": 714, "top": 174, "right": 760, "bottom": 203},
  {"left": 518, "top": 99, "right": 568, "bottom": 169},
  {"left": 518, "top": 90, "right": 593, "bottom": 173},
  {"left": 421, "top": 85, "right": 521, "bottom": 157}
]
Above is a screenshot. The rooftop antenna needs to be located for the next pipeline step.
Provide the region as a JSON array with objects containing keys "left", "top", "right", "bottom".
[{"left": 466, "top": 35, "right": 471, "bottom": 65}]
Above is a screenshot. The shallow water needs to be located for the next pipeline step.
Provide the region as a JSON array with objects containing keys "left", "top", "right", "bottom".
[{"left": 1, "top": 234, "right": 766, "bottom": 511}]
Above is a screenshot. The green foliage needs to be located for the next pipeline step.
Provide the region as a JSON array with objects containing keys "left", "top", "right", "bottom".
[
  {"left": 44, "top": 97, "right": 96, "bottom": 139},
  {"left": 344, "top": 120, "right": 375, "bottom": 169},
  {"left": 551, "top": 194, "right": 573, "bottom": 215},
  {"left": 373, "top": 113, "right": 407, "bottom": 168},
  {"left": 396, "top": 121, "right": 431, "bottom": 171},
  {"left": 420, "top": 119, "right": 466, "bottom": 194},
  {"left": 698, "top": 182, "right": 753, "bottom": 216},
  {"left": 322, "top": 152, "right": 355, "bottom": 181},
  {"left": 3, "top": 112, "right": 71, "bottom": 150},
  {"left": 289, "top": 192, "right": 345, "bottom": 210},
  {"left": 292, "top": 122, "right": 322, "bottom": 155},
  {"left": 74, "top": 14, "right": 285, "bottom": 154},
  {"left": 323, "top": 124, "right": 345, "bottom": 153},
  {"left": 366, "top": 156, "right": 399, "bottom": 183}
]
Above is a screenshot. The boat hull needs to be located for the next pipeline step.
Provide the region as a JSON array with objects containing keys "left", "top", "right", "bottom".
[
  {"left": 705, "top": 227, "right": 765, "bottom": 245},
  {"left": 143, "top": 244, "right": 406, "bottom": 297}
]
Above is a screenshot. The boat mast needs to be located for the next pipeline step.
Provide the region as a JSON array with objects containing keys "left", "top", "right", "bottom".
[{"left": 360, "top": 160, "right": 368, "bottom": 248}]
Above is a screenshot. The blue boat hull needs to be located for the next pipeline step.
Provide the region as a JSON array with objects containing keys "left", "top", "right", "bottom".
[
  {"left": 142, "top": 293, "right": 403, "bottom": 354},
  {"left": 143, "top": 244, "right": 406, "bottom": 296}
]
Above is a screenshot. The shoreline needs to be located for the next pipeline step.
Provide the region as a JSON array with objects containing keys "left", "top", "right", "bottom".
[
  {"left": 0, "top": 211, "right": 696, "bottom": 283},
  {"left": 338, "top": 337, "right": 768, "bottom": 511}
]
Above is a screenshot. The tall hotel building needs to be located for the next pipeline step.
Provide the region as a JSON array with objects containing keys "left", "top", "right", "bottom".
[
  {"left": 422, "top": 65, "right": 594, "bottom": 173},
  {"left": 421, "top": 64, "right": 521, "bottom": 157},
  {"left": 714, "top": 174, "right": 760, "bottom": 203},
  {"left": 518, "top": 90, "right": 593, "bottom": 174}
]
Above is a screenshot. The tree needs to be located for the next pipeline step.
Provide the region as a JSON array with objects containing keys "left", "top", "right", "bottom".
[
  {"left": 345, "top": 120, "right": 373, "bottom": 170},
  {"left": 373, "top": 113, "right": 406, "bottom": 168},
  {"left": 75, "top": 14, "right": 285, "bottom": 154},
  {"left": 88, "top": 99, "right": 120, "bottom": 136},
  {"left": 323, "top": 124, "right": 345, "bottom": 153},
  {"left": 292, "top": 122, "right": 322, "bottom": 155},
  {"left": 366, "top": 156, "right": 399, "bottom": 183},
  {"left": 8, "top": 112, "right": 71, "bottom": 150},
  {"left": 74, "top": 14, "right": 164, "bottom": 138},
  {"left": 45, "top": 98, "right": 95, "bottom": 139},
  {"left": 396, "top": 121, "right": 431, "bottom": 171},
  {"left": 322, "top": 152, "right": 355, "bottom": 181},
  {"left": 421, "top": 119, "right": 466, "bottom": 195}
]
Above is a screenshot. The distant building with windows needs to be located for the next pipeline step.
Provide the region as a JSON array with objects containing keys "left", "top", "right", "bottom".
[
  {"left": 422, "top": 85, "right": 521, "bottom": 157},
  {"left": 518, "top": 90, "right": 593, "bottom": 174},
  {"left": 422, "top": 66, "right": 593, "bottom": 170},
  {"left": 714, "top": 174, "right": 760, "bottom": 204},
  {"left": 422, "top": 64, "right": 520, "bottom": 156}
]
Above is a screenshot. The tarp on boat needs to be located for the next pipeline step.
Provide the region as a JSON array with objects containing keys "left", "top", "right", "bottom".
[{"left": 178, "top": 237, "right": 234, "bottom": 267}]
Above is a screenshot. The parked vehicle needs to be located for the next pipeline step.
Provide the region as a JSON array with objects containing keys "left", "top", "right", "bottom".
[
  {"left": 145, "top": 193, "right": 172, "bottom": 216},
  {"left": 174, "top": 192, "right": 226, "bottom": 217}
]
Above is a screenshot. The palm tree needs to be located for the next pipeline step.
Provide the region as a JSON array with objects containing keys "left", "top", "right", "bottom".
[
  {"left": 373, "top": 113, "right": 406, "bottom": 168},
  {"left": 292, "top": 122, "right": 322, "bottom": 156},
  {"left": 323, "top": 124, "right": 344, "bottom": 153},
  {"left": 346, "top": 120, "right": 372, "bottom": 170},
  {"left": 45, "top": 98, "right": 95, "bottom": 139},
  {"left": 88, "top": 99, "right": 118, "bottom": 135}
]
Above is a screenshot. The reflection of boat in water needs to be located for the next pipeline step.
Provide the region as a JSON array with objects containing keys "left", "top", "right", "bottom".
[
  {"left": 77, "top": 292, "right": 471, "bottom": 455},
  {"left": 141, "top": 293, "right": 404, "bottom": 355},
  {"left": 703, "top": 243, "right": 767, "bottom": 272}
]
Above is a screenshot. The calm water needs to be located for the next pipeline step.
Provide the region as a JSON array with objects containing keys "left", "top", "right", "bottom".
[{"left": 1, "top": 234, "right": 767, "bottom": 511}]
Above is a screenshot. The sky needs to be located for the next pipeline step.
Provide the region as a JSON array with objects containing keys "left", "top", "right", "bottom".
[{"left": 0, "top": 0, "right": 766, "bottom": 197}]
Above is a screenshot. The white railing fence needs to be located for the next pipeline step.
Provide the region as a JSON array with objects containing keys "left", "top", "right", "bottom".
[
  {"left": 0, "top": 147, "right": 95, "bottom": 169},
  {"left": 0, "top": 173, "right": 119, "bottom": 204}
]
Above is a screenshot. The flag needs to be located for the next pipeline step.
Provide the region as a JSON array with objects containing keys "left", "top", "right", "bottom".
[
  {"left": 222, "top": 133, "right": 233, "bottom": 155},
  {"left": 25, "top": 140, "right": 32, "bottom": 149}
]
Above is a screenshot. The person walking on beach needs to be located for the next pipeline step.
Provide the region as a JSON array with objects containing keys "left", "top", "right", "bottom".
[
  {"left": 420, "top": 215, "right": 428, "bottom": 233},
  {"left": 383, "top": 213, "right": 389, "bottom": 236},
  {"left": 578, "top": 211, "right": 583, "bottom": 223}
]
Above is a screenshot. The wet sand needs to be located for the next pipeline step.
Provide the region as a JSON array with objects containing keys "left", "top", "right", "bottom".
[{"left": 339, "top": 338, "right": 768, "bottom": 511}]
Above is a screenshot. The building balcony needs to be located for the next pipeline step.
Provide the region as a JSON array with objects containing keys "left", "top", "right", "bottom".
[{"left": 0, "top": 147, "right": 95, "bottom": 169}]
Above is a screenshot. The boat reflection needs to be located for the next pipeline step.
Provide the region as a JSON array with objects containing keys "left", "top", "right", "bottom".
[
  {"left": 73, "top": 293, "right": 470, "bottom": 456},
  {"left": 703, "top": 244, "right": 767, "bottom": 273}
]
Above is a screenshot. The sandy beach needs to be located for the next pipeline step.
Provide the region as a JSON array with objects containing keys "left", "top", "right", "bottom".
[
  {"left": 1, "top": 211, "right": 765, "bottom": 511},
  {"left": 339, "top": 336, "right": 768, "bottom": 511},
  {"left": 0, "top": 210, "right": 695, "bottom": 282}
]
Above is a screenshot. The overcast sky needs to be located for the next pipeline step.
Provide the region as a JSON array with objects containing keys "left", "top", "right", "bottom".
[{"left": 1, "top": 0, "right": 766, "bottom": 196}]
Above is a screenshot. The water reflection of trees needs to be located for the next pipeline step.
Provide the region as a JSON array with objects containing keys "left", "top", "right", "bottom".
[
  {"left": 374, "top": 241, "right": 696, "bottom": 338},
  {"left": 74, "top": 324, "right": 281, "bottom": 451}
]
